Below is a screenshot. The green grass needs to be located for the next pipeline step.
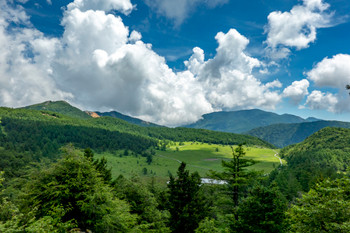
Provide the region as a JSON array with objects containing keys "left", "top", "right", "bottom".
[{"left": 94, "top": 142, "right": 283, "bottom": 184}]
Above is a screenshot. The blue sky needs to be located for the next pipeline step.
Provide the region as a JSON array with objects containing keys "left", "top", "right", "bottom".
[{"left": 1, "top": 0, "right": 350, "bottom": 125}]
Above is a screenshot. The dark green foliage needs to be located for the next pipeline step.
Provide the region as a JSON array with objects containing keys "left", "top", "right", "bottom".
[
  {"left": 268, "top": 169, "right": 302, "bottom": 201},
  {"left": 236, "top": 185, "right": 288, "bottom": 233},
  {"left": 23, "top": 151, "right": 136, "bottom": 232},
  {"left": 84, "top": 148, "right": 113, "bottom": 184},
  {"left": 83, "top": 148, "right": 94, "bottom": 160},
  {"left": 0, "top": 117, "right": 156, "bottom": 156},
  {"left": 184, "top": 109, "right": 309, "bottom": 133},
  {"left": 288, "top": 176, "right": 350, "bottom": 232},
  {"left": 0, "top": 148, "right": 35, "bottom": 180},
  {"left": 113, "top": 176, "right": 170, "bottom": 232},
  {"left": 143, "top": 167, "right": 148, "bottom": 175},
  {"left": 93, "top": 157, "right": 112, "bottom": 184},
  {"left": 167, "top": 162, "right": 208, "bottom": 233},
  {"left": 146, "top": 154, "right": 153, "bottom": 165},
  {"left": 123, "top": 149, "right": 129, "bottom": 156},
  {"left": 246, "top": 120, "right": 350, "bottom": 148}
]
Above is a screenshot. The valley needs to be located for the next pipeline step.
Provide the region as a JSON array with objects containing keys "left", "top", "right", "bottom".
[{"left": 94, "top": 142, "right": 281, "bottom": 182}]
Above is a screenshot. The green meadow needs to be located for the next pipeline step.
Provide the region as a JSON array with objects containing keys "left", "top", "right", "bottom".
[{"left": 95, "top": 142, "right": 283, "bottom": 183}]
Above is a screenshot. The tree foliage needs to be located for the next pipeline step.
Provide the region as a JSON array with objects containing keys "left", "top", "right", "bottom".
[
  {"left": 210, "top": 144, "right": 259, "bottom": 208},
  {"left": 167, "top": 162, "right": 208, "bottom": 233},
  {"left": 23, "top": 150, "right": 136, "bottom": 232},
  {"left": 270, "top": 127, "right": 350, "bottom": 200},
  {"left": 236, "top": 185, "right": 288, "bottom": 232},
  {"left": 288, "top": 176, "right": 350, "bottom": 232}
]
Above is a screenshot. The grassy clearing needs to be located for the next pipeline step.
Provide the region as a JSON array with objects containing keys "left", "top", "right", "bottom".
[{"left": 94, "top": 142, "right": 283, "bottom": 184}]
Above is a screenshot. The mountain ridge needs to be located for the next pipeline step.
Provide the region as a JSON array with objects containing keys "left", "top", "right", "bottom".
[
  {"left": 245, "top": 120, "right": 350, "bottom": 148},
  {"left": 23, "top": 100, "right": 91, "bottom": 119},
  {"left": 96, "top": 111, "right": 160, "bottom": 127},
  {"left": 183, "top": 109, "right": 320, "bottom": 133},
  {"left": 11, "top": 100, "right": 274, "bottom": 148}
]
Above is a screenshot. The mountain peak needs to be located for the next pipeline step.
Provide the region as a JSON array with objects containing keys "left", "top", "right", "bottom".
[{"left": 22, "top": 100, "right": 91, "bottom": 119}]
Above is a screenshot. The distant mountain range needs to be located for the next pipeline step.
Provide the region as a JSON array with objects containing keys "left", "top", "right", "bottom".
[
  {"left": 183, "top": 109, "right": 320, "bottom": 133},
  {"left": 245, "top": 120, "right": 350, "bottom": 148},
  {"left": 183, "top": 109, "right": 350, "bottom": 147}
]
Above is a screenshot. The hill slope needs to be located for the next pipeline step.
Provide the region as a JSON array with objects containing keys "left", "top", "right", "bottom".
[
  {"left": 183, "top": 109, "right": 317, "bottom": 133},
  {"left": 269, "top": 127, "right": 350, "bottom": 199},
  {"left": 23, "top": 100, "right": 91, "bottom": 119},
  {"left": 96, "top": 111, "right": 160, "bottom": 127},
  {"left": 246, "top": 120, "right": 350, "bottom": 148}
]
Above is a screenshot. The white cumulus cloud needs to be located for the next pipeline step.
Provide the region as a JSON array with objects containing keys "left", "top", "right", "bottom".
[
  {"left": 265, "top": 0, "right": 333, "bottom": 58},
  {"left": 193, "top": 29, "right": 282, "bottom": 110},
  {"left": 303, "top": 54, "right": 350, "bottom": 113},
  {"left": 0, "top": 1, "right": 72, "bottom": 108},
  {"left": 307, "top": 54, "right": 350, "bottom": 88},
  {"left": 305, "top": 90, "right": 338, "bottom": 112},
  {"left": 283, "top": 79, "right": 309, "bottom": 104}
]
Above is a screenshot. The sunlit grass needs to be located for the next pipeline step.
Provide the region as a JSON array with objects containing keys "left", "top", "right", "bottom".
[{"left": 94, "top": 142, "right": 284, "bottom": 184}]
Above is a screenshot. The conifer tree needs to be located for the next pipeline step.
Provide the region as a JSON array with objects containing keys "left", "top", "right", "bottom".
[
  {"left": 167, "top": 162, "right": 207, "bottom": 233},
  {"left": 210, "top": 144, "right": 259, "bottom": 208}
]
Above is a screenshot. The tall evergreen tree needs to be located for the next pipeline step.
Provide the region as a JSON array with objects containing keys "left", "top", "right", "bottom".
[
  {"left": 210, "top": 144, "right": 259, "bottom": 208},
  {"left": 167, "top": 162, "right": 207, "bottom": 233}
]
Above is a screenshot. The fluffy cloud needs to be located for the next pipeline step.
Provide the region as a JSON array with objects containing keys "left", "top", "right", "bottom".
[
  {"left": 194, "top": 29, "right": 282, "bottom": 110},
  {"left": 184, "top": 47, "right": 205, "bottom": 76},
  {"left": 52, "top": 4, "right": 214, "bottom": 126},
  {"left": 265, "top": 0, "right": 333, "bottom": 58},
  {"left": 305, "top": 90, "right": 338, "bottom": 112},
  {"left": 0, "top": 1, "right": 72, "bottom": 107},
  {"left": 67, "top": 0, "right": 134, "bottom": 14},
  {"left": 283, "top": 79, "right": 309, "bottom": 104},
  {"left": 0, "top": 0, "right": 284, "bottom": 126},
  {"left": 144, "top": 0, "right": 228, "bottom": 26},
  {"left": 302, "top": 54, "right": 350, "bottom": 113},
  {"left": 307, "top": 54, "right": 350, "bottom": 88}
]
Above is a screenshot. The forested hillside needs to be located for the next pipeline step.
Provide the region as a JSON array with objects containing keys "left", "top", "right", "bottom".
[
  {"left": 269, "top": 127, "right": 350, "bottom": 199},
  {"left": 10, "top": 102, "right": 274, "bottom": 148},
  {"left": 246, "top": 120, "right": 350, "bottom": 147},
  {"left": 184, "top": 109, "right": 318, "bottom": 133},
  {"left": 96, "top": 111, "right": 160, "bottom": 127},
  {"left": 23, "top": 100, "right": 91, "bottom": 119}
]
